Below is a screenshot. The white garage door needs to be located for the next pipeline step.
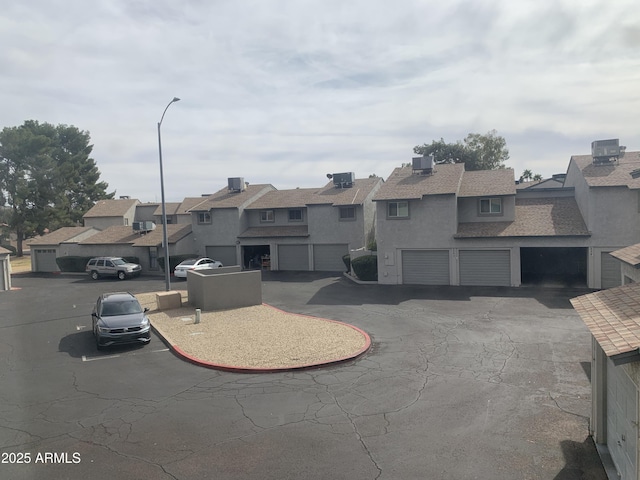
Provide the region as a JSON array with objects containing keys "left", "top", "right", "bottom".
[
  {"left": 33, "top": 249, "right": 58, "bottom": 272},
  {"left": 402, "top": 250, "right": 450, "bottom": 285},
  {"left": 278, "top": 245, "right": 309, "bottom": 271},
  {"left": 607, "top": 359, "right": 638, "bottom": 480},
  {"left": 313, "top": 244, "right": 348, "bottom": 272},
  {"left": 602, "top": 252, "right": 622, "bottom": 289},
  {"left": 205, "top": 246, "right": 237, "bottom": 267},
  {"left": 459, "top": 250, "right": 511, "bottom": 286}
]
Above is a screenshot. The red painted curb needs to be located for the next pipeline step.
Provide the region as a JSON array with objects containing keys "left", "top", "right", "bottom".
[{"left": 153, "top": 303, "right": 371, "bottom": 373}]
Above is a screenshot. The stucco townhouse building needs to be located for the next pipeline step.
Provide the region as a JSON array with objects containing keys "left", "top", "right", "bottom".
[{"left": 374, "top": 142, "right": 640, "bottom": 289}]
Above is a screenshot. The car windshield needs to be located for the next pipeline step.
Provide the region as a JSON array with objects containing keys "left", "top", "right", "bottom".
[
  {"left": 180, "top": 259, "right": 197, "bottom": 266},
  {"left": 101, "top": 300, "right": 143, "bottom": 316},
  {"left": 112, "top": 258, "right": 127, "bottom": 265}
]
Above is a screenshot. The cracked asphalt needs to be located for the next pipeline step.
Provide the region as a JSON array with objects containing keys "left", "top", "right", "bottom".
[{"left": 0, "top": 272, "right": 606, "bottom": 479}]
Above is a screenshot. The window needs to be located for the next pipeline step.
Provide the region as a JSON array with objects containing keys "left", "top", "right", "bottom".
[
  {"left": 479, "top": 198, "right": 502, "bottom": 215},
  {"left": 260, "top": 210, "right": 274, "bottom": 222},
  {"left": 198, "top": 212, "right": 212, "bottom": 224},
  {"left": 387, "top": 201, "right": 409, "bottom": 218},
  {"left": 288, "top": 209, "right": 303, "bottom": 222},
  {"left": 339, "top": 207, "right": 356, "bottom": 221}
]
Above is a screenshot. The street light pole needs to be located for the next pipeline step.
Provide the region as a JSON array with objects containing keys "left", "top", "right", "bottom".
[{"left": 157, "top": 97, "right": 180, "bottom": 291}]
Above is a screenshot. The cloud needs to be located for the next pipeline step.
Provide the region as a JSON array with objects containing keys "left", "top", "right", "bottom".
[{"left": 1, "top": 0, "right": 639, "bottom": 201}]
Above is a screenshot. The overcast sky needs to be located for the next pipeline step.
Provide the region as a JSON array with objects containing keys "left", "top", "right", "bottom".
[{"left": 2, "top": 0, "right": 639, "bottom": 202}]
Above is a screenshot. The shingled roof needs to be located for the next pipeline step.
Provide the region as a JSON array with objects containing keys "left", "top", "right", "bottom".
[
  {"left": 78, "top": 224, "right": 191, "bottom": 246},
  {"left": 455, "top": 197, "right": 590, "bottom": 238},
  {"left": 571, "top": 151, "right": 640, "bottom": 189},
  {"left": 153, "top": 197, "right": 207, "bottom": 216},
  {"left": 571, "top": 283, "right": 640, "bottom": 363},
  {"left": 373, "top": 164, "right": 465, "bottom": 201},
  {"left": 83, "top": 198, "right": 139, "bottom": 217},
  {"left": 188, "top": 184, "right": 274, "bottom": 211},
  {"left": 245, "top": 188, "right": 319, "bottom": 210},
  {"left": 27, "top": 226, "right": 98, "bottom": 245},
  {"left": 610, "top": 243, "right": 640, "bottom": 267},
  {"left": 458, "top": 169, "right": 516, "bottom": 197},
  {"left": 306, "top": 177, "right": 382, "bottom": 206},
  {"left": 238, "top": 226, "right": 309, "bottom": 238}
]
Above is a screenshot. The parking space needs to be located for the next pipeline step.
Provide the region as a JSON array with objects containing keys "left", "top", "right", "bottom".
[{"left": 0, "top": 272, "right": 605, "bottom": 480}]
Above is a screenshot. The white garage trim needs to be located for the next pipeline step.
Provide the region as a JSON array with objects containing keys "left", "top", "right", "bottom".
[
  {"left": 402, "top": 250, "right": 450, "bottom": 285},
  {"left": 459, "top": 250, "right": 510, "bottom": 286},
  {"left": 278, "top": 244, "right": 309, "bottom": 271},
  {"left": 313, "top": 244, "right": 348, "bottom": 272},
  {"left": 606, "top": 359, "right": 638, "bottom": 479}
]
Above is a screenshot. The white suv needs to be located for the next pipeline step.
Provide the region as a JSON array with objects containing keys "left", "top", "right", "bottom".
[{"left": 86, "top": 257, "right": 142, "bottom": 280}]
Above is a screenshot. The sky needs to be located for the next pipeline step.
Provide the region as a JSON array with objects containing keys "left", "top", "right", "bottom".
[{"left": 2, "top": 0, "right": 639, "bottom": 203}]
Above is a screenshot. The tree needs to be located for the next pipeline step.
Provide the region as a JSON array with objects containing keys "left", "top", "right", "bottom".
[
  {"left": 0, "top": 120, "right": 114, "bottom": 256},
  {"left": 413, "top": 130, "right": 509, "bottom": 171},
  {"left": 518, "top": 169, "right": 544, "bottom": 183}
]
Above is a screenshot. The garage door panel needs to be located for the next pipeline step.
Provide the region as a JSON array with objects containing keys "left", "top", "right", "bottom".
[
  {"left": 278, "top": 245, "right": 309, "bottom": 271},
  {"left": 607, "top": 359, "right": 638, "bottom": 480},
  {"left": 402, "top": 250, "right": 450, "bottom": 285},
  {"left": 205, "top": 246, "right": 237, "bottom": 267},
  {"left": 314, "top": 244, "right": 348, "bottom": 272},
  {"left": 459, "top": 250, "right": 510, "bottom": 286},
  {"left": 34, "top": 249, "right": 58, "bottom": 272}
]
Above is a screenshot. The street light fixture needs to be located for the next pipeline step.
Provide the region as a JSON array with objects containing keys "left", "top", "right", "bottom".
[{"left": 157, "top": 97, "right": 180, "bottom": 291}]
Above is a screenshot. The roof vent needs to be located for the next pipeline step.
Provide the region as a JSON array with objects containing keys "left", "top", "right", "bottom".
[
  {"left": 412, "top": 154, "right": 434, "bottom": 175},
  {"left": 592, "top": 139, "right": 621, "bottom": 165},
  {"left": 331, "top": 172, "right": 355, "bottom": 188},
  {"left": 119, "top": 195, "right": 130, "bottom": 199},
  {"left": 228, "top": 177, "right": 245, "bottom": 193}
]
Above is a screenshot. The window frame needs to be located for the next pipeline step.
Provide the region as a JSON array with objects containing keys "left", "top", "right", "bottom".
[
  {"left": 339, "top": 206, "right": 356, "bottom": 221},
  {"left": 197, "top": 212, "right": 212, "bottom": 224},
  {"left": 387, "top": 201, "right": 409, "bottom": 219},
  {"left": 479, "top": 197, "right": 503, "bottom": 216},
  {"left": 260, "top": 210, "right": 275, "bottom": 223},
  {"left": 288, "top": 208, "right": 303, "bottom": 222}
]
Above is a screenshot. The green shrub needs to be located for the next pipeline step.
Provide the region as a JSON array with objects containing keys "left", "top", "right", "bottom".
[
  {"left": 158, "top": 254, "right": 198, "bottom": 273},
  {"left": 351, "top": 255, "right": 378, "bottom": 281},
  {"left": 56, "top": 256, "right": 93, "bottom": 272},
  {"left": 342, "top": 254, "right": 351, "bottom": 273}
]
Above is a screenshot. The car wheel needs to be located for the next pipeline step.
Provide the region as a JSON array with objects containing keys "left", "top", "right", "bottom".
[
  {"left": 91, "top": 271, "right": 99, "bottom": 280},
  {"left": 117, "top": 271, "right": 126, "bottom": 280}
]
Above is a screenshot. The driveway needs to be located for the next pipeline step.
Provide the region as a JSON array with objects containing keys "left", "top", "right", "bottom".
[{"left": 0, "top": 272, "right": 605, "bottom": 479}]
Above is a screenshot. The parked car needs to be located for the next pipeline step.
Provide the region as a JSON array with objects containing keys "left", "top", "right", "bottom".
[
  {"left": 174, "top": 257, "right": 223, "bottom": 279},
  {"left": 86, "top": 257, "right": 142, "bottom": 280},
  {"left": 91, "top": 292, "right": 151, "bottom": 350}
]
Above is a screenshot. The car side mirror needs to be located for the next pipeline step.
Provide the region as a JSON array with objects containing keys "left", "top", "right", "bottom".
[
  {"left": 144, "top": 307, "right": 150, "bottom": 313},
  {"left": 91, "top": 312, "right": 97, "bottom": 318}
]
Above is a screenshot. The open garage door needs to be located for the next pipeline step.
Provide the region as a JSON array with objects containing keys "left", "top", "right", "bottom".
[
  {"left": 459, "top": 250, "right": 510, "bottom": 286},
  {"left": 521, "top": 247, "right": 587, "bottom": 287},
  {"left": 402, "top": 250, "right": 450, "bottom": 285}
]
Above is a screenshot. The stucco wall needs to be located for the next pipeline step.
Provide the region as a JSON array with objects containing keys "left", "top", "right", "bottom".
[
  {"left": 307, "top": 204, "right": 365, "bottom": 249},
  {"left": 588, "top": 187, "right": 640, "bottom": 245},
  {"left": 246, "top": 208, "right": 308, "bottom": 227},
  {"left": 192, "top": 209, "right": 240, "bottom": 255}
]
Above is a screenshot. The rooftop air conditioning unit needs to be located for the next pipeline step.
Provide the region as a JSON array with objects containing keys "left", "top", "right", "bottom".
[
  {"left": 228, "top": 177, "right": 245, "bottom": 192},
  {"left": 332, "top": 172, "right": 355, "bottom": 188},
  {"left": 592, "top": 139, "right": 620, "bottom": 165},
  {"left": 412, "top": 154, "right": 434, "bottom": 174},
  {"left": 133, "top": 221, "right": 156, "bottom": 232}
]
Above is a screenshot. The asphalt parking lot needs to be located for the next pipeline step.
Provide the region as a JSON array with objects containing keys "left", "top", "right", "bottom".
[{"left": 0, "top": 272, "right": 606, "bottom": 479}]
